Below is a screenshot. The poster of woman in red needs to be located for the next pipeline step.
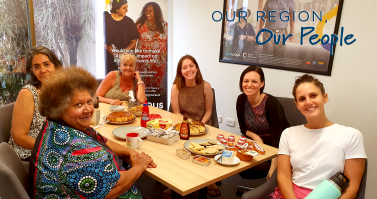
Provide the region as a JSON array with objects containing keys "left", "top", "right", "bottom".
[
  {"left": 103, "top": 0, "right": 168, "bottom": 109},
  {"left": 135, "top": 2, "right": 168, "bottom": 109}
]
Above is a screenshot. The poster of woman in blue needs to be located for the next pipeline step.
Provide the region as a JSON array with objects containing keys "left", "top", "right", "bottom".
[{"left": 104, "top": 0, "right": 168, "bottom": 109}]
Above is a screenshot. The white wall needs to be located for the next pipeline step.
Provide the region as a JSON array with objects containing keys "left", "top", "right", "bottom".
[{"left": 170, "top": 0, "right": 377, "bottom": 198}]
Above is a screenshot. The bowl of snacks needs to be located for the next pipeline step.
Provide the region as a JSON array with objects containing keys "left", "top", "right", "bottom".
[
  {"left": 109, "top": 105, "right": 125, "bottom": 113},
  {"left": 236, "top": 149, "right": 259, "bottom": 161},
  {"left": 129, "top": 105, "right": 143, "bottom": 116},
  {"left": 192, "top": 155, "right": 211, "bottom": 166},
  {"left": 176, "top": 148, "right": 191, "bottom": 160}
]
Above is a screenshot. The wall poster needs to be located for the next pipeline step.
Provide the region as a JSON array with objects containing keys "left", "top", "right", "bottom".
[
  {"left": 104, "top": 0, "right": 168, "bottom": 110},
  {"left": 32, "top": 0, "right": 168, "bottom": 110},
  {"left": 219, "top": 0, "right": 345, "bottom": 76}
]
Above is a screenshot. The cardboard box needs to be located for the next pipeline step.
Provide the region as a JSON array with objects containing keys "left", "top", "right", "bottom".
[{"left": 146, "top": 134, "right": 179, "bottom": 145}]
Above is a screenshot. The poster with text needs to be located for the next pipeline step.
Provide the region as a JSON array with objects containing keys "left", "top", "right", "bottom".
[
  {"left": 219, "top": 0, "right": 344, "bottom": 76},
  {"left": 103, "top": 0, "right": 168, "bottom": 110}
]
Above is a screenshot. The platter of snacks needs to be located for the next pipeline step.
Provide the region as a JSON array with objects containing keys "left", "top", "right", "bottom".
[
  {"left": 112, "top": 126, "right": 149, "bottom": 139},
  {"left": 184, "top": 139, "right": 226, "bottom": 156},
  {"left": 174, "top": 121, "right": 209, "bottom": 136},
  {"left": 214, "top": 154, "right": 240, "bottom": 166},
  {"left": 146, "top": 127, "right": 180, "bottom": 145},
  {"left": 103, "top": 111, "right": 136, "bottom": 124},
  {"left": 192, "top": 155, "right": 211, "bottom": 166},
  {"left": 128, "top": 105, "right": 143, "bottom": 117}
]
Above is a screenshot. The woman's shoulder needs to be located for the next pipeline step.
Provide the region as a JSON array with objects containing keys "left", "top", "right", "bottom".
[
  {"left": 105, "top": 71, "right": 118, "bottom": 78},
  {"left": 236, "top": 93, "right": 247, "bottom": 105},
  {"left": 237, "top": 92, "right": 247, "bottom": 99},
  {"left": 264, "top": 93, "right": 280, "bottom": 105},
  {"left": 17, "top": 86, "right": 36, "bottom": 101},
  {"left": 203, "top": 81, "right": 211, "bottom": 88}
]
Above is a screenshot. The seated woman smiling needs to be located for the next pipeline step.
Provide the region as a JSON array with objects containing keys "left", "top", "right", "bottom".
[
  {"left": 273, "top": 74, "right": 367, "bottom": 199},
  {"left": 9, "top": 46, "right": 62, "bottom": 160},
  {"left": 96, "top": 52, "right": 146, "bottom": 105},
  {"left": 30, "top": 67, "right": 156, "bottom": 198}
]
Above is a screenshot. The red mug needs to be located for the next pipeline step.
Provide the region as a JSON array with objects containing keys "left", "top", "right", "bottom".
[{"left": 126, "top": 133, "right": 143, "bottom": 149}]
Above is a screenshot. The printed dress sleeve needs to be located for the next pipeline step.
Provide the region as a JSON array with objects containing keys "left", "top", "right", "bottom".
[
  {"left": 60, "top": 142, "right": 121, "bottom": 198},
  {"left": 87, "top": 127, "right": 108, "bottom": 143}
]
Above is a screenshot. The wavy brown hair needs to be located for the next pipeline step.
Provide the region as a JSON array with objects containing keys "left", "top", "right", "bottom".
[
  {"left": 26, "top": 46, "right": 63, "bottom": 88},
  {"left": 292, "top": 74, "right": 325, "bottom": 101},
  {"left": 173, "top": 55, "right": 203, "bottom": 90},
  {"left": 39, "top": 66, "right": 97, "bottom": 120}
]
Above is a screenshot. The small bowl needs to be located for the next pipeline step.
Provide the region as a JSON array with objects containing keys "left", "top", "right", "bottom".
[
  {"left": 176, "top": 148, "right": 191, "bottom": 160},
  {"left": 130, "top": 111, "right": 142, "bottom": 117},
  {"left": 109, "top": 105, "right": 125, "bottom": 112},
  {"left": 192, "top": 155, "right": 211, "bottom": 166}
]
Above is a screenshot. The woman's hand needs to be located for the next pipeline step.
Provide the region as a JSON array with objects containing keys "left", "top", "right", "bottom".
[
  {"left": 131, "top": 152, "right": 153, "bottom": 170},
  {"left": 134, "top": 71, "right": 142, "bottom": 82},
  {"left": 110, "top": 100, "right": 123, "bottom": 105},
  {"left": 246, "top": 131, "right": 264, "bottom": 143}
]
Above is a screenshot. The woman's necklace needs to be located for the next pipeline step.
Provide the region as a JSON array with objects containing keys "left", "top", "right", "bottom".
[{"left": 146, "top": 21, "right": 157, "bottom": 31}]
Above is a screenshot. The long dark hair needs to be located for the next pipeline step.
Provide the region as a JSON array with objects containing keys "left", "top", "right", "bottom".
[
  {"left": 26, "top": 46, "right": 63, "bottom": 88},
  {"left": 136, "top": 2, "right": 165, "bottom": 34}
]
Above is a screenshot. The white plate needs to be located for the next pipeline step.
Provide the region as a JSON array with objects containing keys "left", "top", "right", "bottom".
[
  {"left": 112, "top": 126, "right": 149, "bottom": 139},
  {"left": 103, "top": 115, "right": 136, "bottom": 124},
  {"left": 214, "top": 154, "right": 240, "bottom": 166},
  {"left": 183, "top": 139, "right": 226, "bottom": 156}
]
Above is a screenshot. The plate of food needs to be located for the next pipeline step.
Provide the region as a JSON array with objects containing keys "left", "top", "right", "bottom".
[
  {"left": 112, "top": 126, "right": 149, "bottom": 139},
  {"left": 214, "top": 154, "right": 240, "bottom": 166},
  {"left": 128, "top": 105, "right": 143, "bottom": 117},
  {"left": 184, "top": 139, "right": 226, "bottom": 156},
  {"left": 174, "top": 121, "right": 209, "bottom": 136},
  {"left": 104, "top": 111, "right": 136, "bottom": 124}
]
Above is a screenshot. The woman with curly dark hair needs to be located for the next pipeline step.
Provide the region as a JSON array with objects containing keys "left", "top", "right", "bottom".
[
  {"left": 30, "top": 66, "right": 156, "bottom": 198},
  {"left": 135, "top": 2, "right": 168, "bottom": 101},
  {"left": 9, "top": 46, "right": 62, "bottom": 161}
]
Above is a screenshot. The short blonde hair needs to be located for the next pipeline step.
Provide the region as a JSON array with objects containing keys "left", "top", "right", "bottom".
[{"left": 119, "top": 52, "right": 137, "bottom": 66}]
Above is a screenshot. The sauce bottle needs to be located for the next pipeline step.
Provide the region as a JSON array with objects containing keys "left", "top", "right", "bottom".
[
  {"left": 179, "top": 116, "right": 190, "bottom": 140},
  {"left": 141, "top": 100, "right": 150, "bottom": 128}
]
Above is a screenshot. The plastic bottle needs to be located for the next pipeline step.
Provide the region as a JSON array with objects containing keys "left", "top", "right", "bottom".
[
  {"left": 305, "top": 172, "right": 349, "bottom": 199},
  {"left": 141, "top": 100, "right": 150, "bottom": 128},
  {"left": 179, "top": 116, "right": 190, "bottom": 140}
]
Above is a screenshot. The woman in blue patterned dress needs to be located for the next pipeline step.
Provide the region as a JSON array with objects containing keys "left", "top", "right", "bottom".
[{"left": 30, "top": 67, "right": 156, "bottom": 198}]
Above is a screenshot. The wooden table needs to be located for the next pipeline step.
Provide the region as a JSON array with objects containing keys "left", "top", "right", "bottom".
[{"left": 93, "top": 103, "right": 278, "bottom": 198}]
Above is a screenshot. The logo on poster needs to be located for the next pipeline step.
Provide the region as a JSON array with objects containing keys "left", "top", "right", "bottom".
[{"left": 212, "top": 7, "right": 355, "bottom": 55}]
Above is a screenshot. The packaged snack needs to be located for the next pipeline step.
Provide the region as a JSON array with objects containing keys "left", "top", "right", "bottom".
[
  {"left": 159, "top": 119, "right": 172, "bottom": 130},
  {"left": 219, "top": 150, "right": 236, "bottom": 164},
  {"left": 192, "top": 155, "right": 211, "bottom": 166}
]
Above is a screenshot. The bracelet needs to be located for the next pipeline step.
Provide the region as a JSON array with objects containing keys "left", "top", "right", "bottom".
[{"left": 137, "top": 81, "right": 144, "bottom": 85}]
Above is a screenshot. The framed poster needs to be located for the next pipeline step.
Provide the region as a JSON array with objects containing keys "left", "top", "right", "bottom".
[{"left": 219, "top": 0, "right": 345, "bottom": 76}]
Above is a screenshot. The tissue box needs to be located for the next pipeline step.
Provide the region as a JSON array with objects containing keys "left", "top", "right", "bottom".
[{"left": 146, "top": 134, "right": 179, "bottom": 145}]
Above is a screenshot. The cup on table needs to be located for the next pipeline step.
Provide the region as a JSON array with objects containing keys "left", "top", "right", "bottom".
[
  {"left": 91, "top": 109, "right": 100, "bottom": 125},
  {"left": 126, "top": 133, "right": 143, "bottom": 149}
]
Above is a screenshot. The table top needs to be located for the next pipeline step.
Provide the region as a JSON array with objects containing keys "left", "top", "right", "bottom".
[{"left": 93, "top": 103, "right": 278, "bottom": 196}]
